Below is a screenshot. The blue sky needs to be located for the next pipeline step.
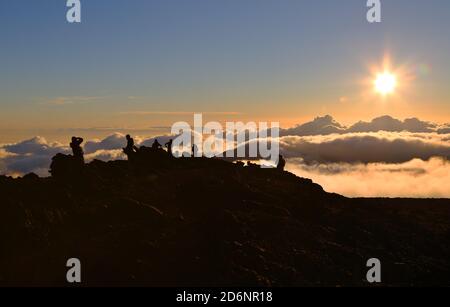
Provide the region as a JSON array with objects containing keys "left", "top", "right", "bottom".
[{"left": 1, "top": 0, "right": 450, "bottom": 142}]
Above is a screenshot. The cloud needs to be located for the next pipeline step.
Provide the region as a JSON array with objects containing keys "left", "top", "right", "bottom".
[
  {"left": 0, "top": 137, "right": 68, "bottom": 177},
  {"left": 281, "top": 115, "right": 346, "bottom": 136},
  {"left": 3, "top": 155, "right": 53, "bottom": 177},
  {"left": 84, "top": 133, "right": 186, "bottom": 155},
  {"left": 281, "top": 115, "right": 443, "bottom": 136},
  {"left": 0, "top": 148, "right": 15, "bottom": 159},
  {"left": 347, "top": 116, "right": 436, "bottom": 133},
  {"left": 84, "top": 133, "right": 129, "bottom": 154},
  {"left": 1, "top": 114, "right": 449, "bottom": 198},
  {"left": 437, "top": 125, "right": 450, "bottom": 134},
  {"left": 0, "top": 149, "right": 12, "bottom": 174},
  {"left": 127, "top": 96, "right": 145, "bottom": 100},
  {"left": 119, "top": 111, "right": 242, "bottom": 116},
  {"left": 279, "top": 132, "right": 450, "bottom": 164},
  {"left": 0, "top": 136, "right": 130, "bottom": 177},
  {"left": 85, "top": 149, "right": 126, "bottom": 162},
  {"left": 286, "top": 157, "right": 450, "bottom": 198},
  {"left": 3, "top": 136, "right": 65, "bottom": 156},
  {"left": 226, "top": 131, "right": 450, "bottom": 164},
  {"left": 0, "top": 134, "right": 177, "bottom": 176},
  {"left": 43, "top": 96, "right": 106, "bottom": 106}
]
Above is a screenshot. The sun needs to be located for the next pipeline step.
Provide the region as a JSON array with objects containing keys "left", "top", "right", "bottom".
[
  {"left": 365, "top": 54, "right": 413, "bottom": 99},
  {"left": 375, "top": 72, "right": 397, "bottom": 95}
]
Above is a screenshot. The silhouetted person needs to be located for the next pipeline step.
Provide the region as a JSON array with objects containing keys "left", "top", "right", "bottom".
[
  {"left": 235, "top": 161, "right": 245, "bottom": 167},
  {"left": 192, "top": 144, "right": 199, "bottom": 157},
  {"left": 151, "top": 139, "right": 162, "bottom": 150},
  {"left": 277, "top": 154, "right": 286, "bottom": 171},
  {"left": 165, "top": 139, "right": 173, "bottom": 157},
  {"left": 123, "top": 134, "right": 138, "bottom": 159},
  {"left": 70, "top": 137, "right": 84, "bottom": 164}
]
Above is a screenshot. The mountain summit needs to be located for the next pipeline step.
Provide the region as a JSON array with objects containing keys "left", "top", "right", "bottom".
[{"left": 0, "top": 151, "right": 449, "bottom": 286}]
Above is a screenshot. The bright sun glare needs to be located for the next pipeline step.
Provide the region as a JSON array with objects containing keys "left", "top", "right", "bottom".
[{"left": 375, "top": 72, "right": 397, "bottom": 95}]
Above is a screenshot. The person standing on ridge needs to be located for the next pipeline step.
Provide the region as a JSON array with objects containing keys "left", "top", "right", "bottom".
[
  {"left": 124, "top": 134, "right": 138, "bottom": 159},
  {"left": 151, "top": 139, "right": 162, "bottom": 150},
  {"left": 165, "top": 139, "right": 173, "bottom": 157},
  {"left": 277, "top": 154, "right": 286, "bottom": 171},
  {"left": 192, "top": 144, "right": 199, "bottom": 157},
  {"left": 70, "top": 136, "right": 84, "bottom": 164}
]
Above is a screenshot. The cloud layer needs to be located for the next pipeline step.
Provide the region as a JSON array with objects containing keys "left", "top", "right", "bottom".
[
  {"left": 1, "top": 115, "right": 449, "bottom": 198},
  {"left": 0, "top": 133, "right": 177, "bottom": 177},
  {"left": 280, "top": 131, "right": 450, "bottom": 164},
  {"left": 281, "top": 115, "right": 449, "bottom": 136},
  {"left": 1, "top": 137, "right": 69, "bottom": 176},
  {"left": 287, "top": 157, "right": 450, "bottom": 198}
]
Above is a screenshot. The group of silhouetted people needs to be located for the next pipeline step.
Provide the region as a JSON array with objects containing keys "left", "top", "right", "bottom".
[
  {"left": 68, "top": 135, "right": 286, "bottom": 171},
  {"left": 124, "top": 136, "right": 173, "bottom": 160}
]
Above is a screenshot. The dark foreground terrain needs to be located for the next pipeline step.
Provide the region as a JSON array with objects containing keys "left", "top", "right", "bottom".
[{"left": 1, "top": 151, "right": 449, "bottom": 286}]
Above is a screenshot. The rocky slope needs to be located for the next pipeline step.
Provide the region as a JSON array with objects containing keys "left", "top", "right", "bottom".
[{"left": 0, "top": 151, "right": 449, "bottom": 286}]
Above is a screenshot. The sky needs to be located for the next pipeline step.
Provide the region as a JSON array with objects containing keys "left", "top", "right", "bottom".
[{"left": 1, "top": 0, "right": 450, "bottom": 143}]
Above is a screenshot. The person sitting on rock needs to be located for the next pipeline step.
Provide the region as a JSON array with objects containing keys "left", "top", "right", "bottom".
[
  {"left": 123, "top": 134, "right": 138, "bottom": 159},
  {"left": 165, "top": 139, "right": 173, "bottom": 157},
  {"left": 70, "top": 136, "right": 84, "bottom": 164},
  {"left": 277, "top": 154, "right": 286, "bottom": 171},
  {"left": 151, "top": 139, "right": 162, "bottom": 151}
]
